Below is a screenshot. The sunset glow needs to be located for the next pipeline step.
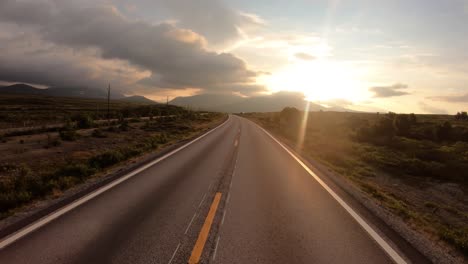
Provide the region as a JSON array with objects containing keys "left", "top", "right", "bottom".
[{"left": 262, "top": 59, "right": 366, "bottom": 102}]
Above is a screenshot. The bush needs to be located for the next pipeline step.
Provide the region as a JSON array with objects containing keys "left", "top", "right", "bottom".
[
  {"left": 119, "top": 120, "right": 130, "bottom": 131},
  {"left": 55, "top": 163, "right": 95, "bottom": 179},
  {"left": 89, "top": 150, "right": 124, "bottom": 169},
  {"left": 45, "top": 134, "right": 61, "bottom": 148},
  {"left": 156, "top": 133, "right": 168, "bottom": 144},
  {"left": 91, "top": 129, "right": 106, "bottom": 138},
  {"left": 393, "top": 114, "right": 412, "bottom": 136},
  {"left": 455, "top": 111, "right": 468, "bottom": 121},
  {"left": 72, "top": 114, "right": 94, "bottom": 129},
  {"left": 434, "top": 121, "right": 452, "bottom": 141},
  {"left": 439, "top": 226, "right": 468, "bottom": 255},
  {"left": 59, "top": 129, "right": 78, "bottom": 141}
]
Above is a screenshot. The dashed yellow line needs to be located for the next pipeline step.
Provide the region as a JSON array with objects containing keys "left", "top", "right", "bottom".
[{"left": 188, "top": 192, "right": 222, "bottom": 264}]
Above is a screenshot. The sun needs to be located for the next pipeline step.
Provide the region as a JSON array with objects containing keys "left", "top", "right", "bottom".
[{"left": 261, "top": 59, "right": 365, "bottom": 102}]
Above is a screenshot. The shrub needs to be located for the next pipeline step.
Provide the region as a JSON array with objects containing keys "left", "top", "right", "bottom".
[
  {"left": 55, "top": 163, "right": 95, "bottom": 179},
  {"left": 393, "top": 114, "right": 412, "bottom": 136},
  {"left": 434, "top": 121, "right": 452, "bottom": 141},
  {"left": 45, "top": 134, "right": 61, "bottom": 148},
  {"left": 439, "top": 226, "right": 468, "bottom": 255},
  {"left": 91, "top": 128, "right": 106, "bottom": 138},
  {"left": 72, "top": 114, "right": 94, "bottom": 129},
  {"left": 119, "top": 120, "right": 130, "bottom": 131},
  {"left": 156, "top": 133, "right": 168, "bottom": 144},
  {"left": 107, "top": 126, "right": 119, "bottom": 132},
  {"left": 89, "top": 150, "right": 124, "bottom": 169},
  {"left": 59, "top": 129, "right": 78, "bottom": 141},
  {"left": 455, "top": 111, "right": 468, "bottom": 121}
]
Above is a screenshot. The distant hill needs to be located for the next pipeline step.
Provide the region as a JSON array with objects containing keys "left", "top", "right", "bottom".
[
  {"left": 119, "top": 95, "right": 157, "bottom": 104},
  {"left": 45, "top": 86, "right": 125, "bottom": 99},
  {"left": 0, "top": 83, "right": 153, "bottom": 102},
  {"left": 170, "top": 93, "right": 244, "bottom": 110},
  {"left": 170, "top": 91, "right": 334, "bottom": 113},
  {"left": 0, "top": 83, "right": 45, "bottom": 95}
]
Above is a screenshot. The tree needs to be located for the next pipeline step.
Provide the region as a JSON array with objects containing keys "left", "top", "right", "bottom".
[
  {"left": 279, "top": 107, "right": 302, "bottom": 137},
  {"left": 434, "top": 121, "right": 452, "bottom": 141},
  {"left": 455, "top": 111, "right": 468, "bottom": 120},
  {"left": 393, "top": 114, "right": 411, "bottom": 136},
  {"left": 409, "top": 113, "right": 417, "bottom": 124}
]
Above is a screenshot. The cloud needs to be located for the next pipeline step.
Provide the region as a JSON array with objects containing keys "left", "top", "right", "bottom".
[
  {"left": 418, "top": 102, "right": 448, "bottom": 114},
  {"left": 161, "top": 0, "right": 265, "bottom": 45},
  {"left": 294, "top": 52, "right": 316, "bottom": 61},
  {"left": 0, "top": 0, "right": 264, "bottom": 95},
  {"left": 369, "top": 83, "right": 410, "bottom": 98},
  {"left": 427, "top": 93, "right": 468, "bottom": 103},
  {"left": 314, "top": 98, "right": 353, "bottom": 107}
]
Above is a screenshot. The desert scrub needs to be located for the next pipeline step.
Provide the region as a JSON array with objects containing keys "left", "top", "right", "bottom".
[
  {"left": 44, "top": 134, "right": 61, "bottom": 148},
  {"left": 91, "top": 128, "right": 106, "bottom": 138},
  {"left": 89, "top": 150, "right": 125, "bottom": 169},
  {"left": 439, "top": 226, "right": 468, "bottom": 255}
]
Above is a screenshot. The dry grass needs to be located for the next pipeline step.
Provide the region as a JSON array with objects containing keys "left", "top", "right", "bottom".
[{"left": 243, "top": 110, "right": 468, "bottom": 256}]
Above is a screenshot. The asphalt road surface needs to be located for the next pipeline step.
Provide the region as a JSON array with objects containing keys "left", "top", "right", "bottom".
[{"left": 0, "top": 115, "right": 427, "bottom": 264}]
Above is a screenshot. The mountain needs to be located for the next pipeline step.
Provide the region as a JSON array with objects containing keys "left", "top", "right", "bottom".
[
  {"left": 170, "top": 91, "right": 329, "bottom": 113},
  {"left": 44, "top": 86, "right": 125, "bottom": 99},
  {"left": 0, "top": 83, "right": 45, "bottom": 95},
  {"left": 170, "top": 93, "right": 244, "bottom": 110},
  {"left": 119, "top": 95, "right": 157, "bottom": 104},
  {"left": 0, "top": 83, "right": 131, "bottom": 100}
]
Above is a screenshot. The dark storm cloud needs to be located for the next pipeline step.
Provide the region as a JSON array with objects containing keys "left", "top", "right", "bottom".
[
  {"left": 369, "top": 83, "right": 410, "bottom": 98},
  {"left": 0, "top": 0, "right": 263, "bottom": 94},
  {"left": 294, "top": 52, "right": 316, "bottom": 61}
]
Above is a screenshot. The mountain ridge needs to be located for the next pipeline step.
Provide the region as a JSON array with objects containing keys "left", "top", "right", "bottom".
[
  {"left": 0, "top": 83, "right": 157, "bottom": 104},
  {"left": 170, "top": 92, "right": 353, "bottom": 113}
]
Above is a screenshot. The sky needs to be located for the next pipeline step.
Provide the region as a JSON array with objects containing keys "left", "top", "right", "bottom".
[{"left": 0, "top": 0, "right": 467, "bottom": 113}]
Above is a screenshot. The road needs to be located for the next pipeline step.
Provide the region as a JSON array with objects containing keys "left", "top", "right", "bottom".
[{"left": 0, "top": 115, "right": 425, "bottom": 263}]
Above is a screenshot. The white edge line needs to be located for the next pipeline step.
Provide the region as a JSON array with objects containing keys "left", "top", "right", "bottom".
[
  {"left": 212, "top": 236, "right": 221, "bottom": 261},
  {"left": 254, "top": 122, "right": 407, "bottom": 264},
  {"left": 198, "top": 193, "right": 207, "bottom": 208},
  {"left": 221, "top": 210, "right": 227, "bottom": 226},
  {"left": 0, "top": 115, "right": 231, "bottom": 250},
  {"left": 184, "top": 212, "right": 198, "bottom": 235},
  {"left": 167, "top": 242, "right": 181, "bottom": 264}
]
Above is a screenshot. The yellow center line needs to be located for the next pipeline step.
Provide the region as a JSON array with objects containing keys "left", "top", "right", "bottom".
[{"left": 188, "top": 192, "right": 222, "bottom": 264}]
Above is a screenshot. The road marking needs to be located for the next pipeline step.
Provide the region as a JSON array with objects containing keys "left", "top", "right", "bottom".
[
  {"left": 234, "top": 139, "right": 238, "bottom": 147},
  {"left": 198, "top": 193, "right": 207, "bottom": 208},
  {"left": 255, "top": 123, "right": 407, "bottom": 264},
  {"left": 221, "top": 210, "right": 227, "bottom": 226},
  {"left": 185, "top": 212, "right": 198, "bottom": 235},
  {"left": 188, "top": 192, "right": 222, "bottom": 264},
  {"left": 167, "top": 242, "right": 181, "bottom": 264},
  {"left": 212, "top": 236, "right": 221, "bottom": 261},
  {"left": 0, "top": 116, "right": 231, "bottom": 250}
]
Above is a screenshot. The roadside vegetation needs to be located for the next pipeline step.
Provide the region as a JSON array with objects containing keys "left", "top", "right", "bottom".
[
  {"left": 242, "top": 109, "right": 468, "bottom": 257},
  {"left": 0, "top": 94, "right": 225, "bottom": 219}
]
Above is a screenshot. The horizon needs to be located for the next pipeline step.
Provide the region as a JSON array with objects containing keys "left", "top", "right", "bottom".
[{"left": 1, "top": 0, "right": 467, "bottom": 114}]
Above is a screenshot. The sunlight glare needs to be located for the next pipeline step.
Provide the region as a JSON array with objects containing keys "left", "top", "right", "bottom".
[{"left": 262, "top": 59, "right": 365, "bottom": 102}]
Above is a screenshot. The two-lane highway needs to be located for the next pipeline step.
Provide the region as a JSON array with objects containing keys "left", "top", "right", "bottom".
[{"left": 0, "top": 115, "right": 423, "bottom": 263}]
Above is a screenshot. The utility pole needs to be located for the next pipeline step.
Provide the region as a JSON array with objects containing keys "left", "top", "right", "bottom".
[{"left": 107, "top": 83, "right": 111, "bottom": 124}]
